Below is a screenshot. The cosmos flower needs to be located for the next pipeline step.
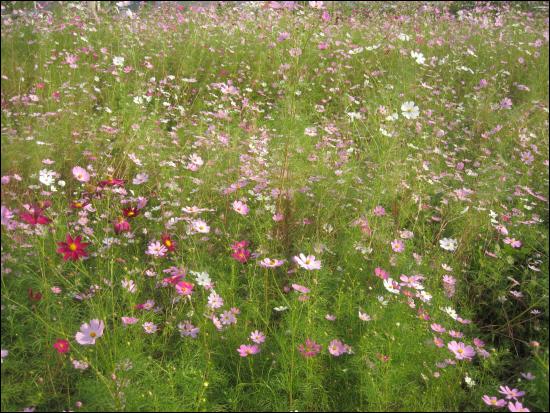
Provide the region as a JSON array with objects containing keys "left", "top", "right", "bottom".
[
  {"left": 391, "top": 239, "right": 405, "bottom": 253},
  {"left": 232, "top": 200, "right": 249, "bottom": 215},
  {"left": 439, "top": 238, "right": 458, "bottom": 252},
  {"left": 259, "top": 258, "right": 285, "bottom": 268},
  {"left": 250, "top": 330, "right": 266, "bottom": 344},
  {"left": 72, "top": 166, "right": 90, "bottom": 183},
  {"left": 175, "top": 281, "right": 194, "bottom": 296},
  {"left": 56, "top": 234, "right": 89, "bottom": 261},
  {"left": 75, "top": 319, "right": 105, "bottom": 345},
  {"left": 53, "top": 339, "right": 70, "bottom": 354},
  {"left": 142, "top": 322, "right": 158, "bottom": 334},
  {"left": 401, "top": 101, "right": 420, "bottom": 119},
  {"left": 293, "top": 254, "right": 321, "bottom": 270},
  {"left": 298, "top": 338, "right": 322, "bottom": 357},
  {"left": 237, "top": 344, "right": 260, "bottom": 357},
  {"left": 447, "top": 341, "right": 475, "bottom": 361},
  {"left": 146, "top": 241, "right": 167, "bottom": 257},
  {"left": 498, "top": 386, "right": 525, "bottom": 400},
  {"left": 507, "top": 401, "right": 530, "bottom": 412},
  {"left": 481, "top": 395, "right": 506, "bottom": 407},
  {"left": 178, "top": 321, "right": 200, "bottom": 338}
]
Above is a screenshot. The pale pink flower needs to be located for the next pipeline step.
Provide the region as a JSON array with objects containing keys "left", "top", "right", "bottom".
[
  {"left": 75, "top": 319, "right": 105, "bottom": 345},
  {"left": 232, "top": 200, "right": 249, "bottom": 216},
  {"left": 72, "top": 166, "right": 90, "bottom": 183}
]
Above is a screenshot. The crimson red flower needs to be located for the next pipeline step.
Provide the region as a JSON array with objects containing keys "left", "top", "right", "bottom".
[
  {"left": 20, "top": 205, "right": 51, "bottom": 225},
  {"left": 161, "top": 233, "right": 176, "bottom": 252},
  {"left": 53, "top": 339, "right": 70, "bottom": 354},
  {"left": 56, "top": 234, "right": 89, "bottom": 261},
  {"left": 113, "top": 217, "right": 130, "bottom": 234},
  {"left": 122, "top": 207, "right": 139, "bottom": 218}
]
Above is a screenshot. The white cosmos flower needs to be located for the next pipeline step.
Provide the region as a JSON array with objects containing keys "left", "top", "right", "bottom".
[
  {"left": 113, "top": 56, "right": 125, "bottom": 67},
  {"left": 439, "top": 238, "right": 458, "bottom": 251},
  {"left": 401, "top": 101, "right": 420, "bottom": 119}
]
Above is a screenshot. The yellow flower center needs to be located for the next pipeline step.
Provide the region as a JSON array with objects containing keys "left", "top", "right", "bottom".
[
  {"left": 69, "top": 243, "right": 77, "bottom": 251},
  {"left": 165, "top": 240, "right": 172, "bottom": 247},
  {"left": 89, "top": 332, "right": 96, "bottom": 338}
]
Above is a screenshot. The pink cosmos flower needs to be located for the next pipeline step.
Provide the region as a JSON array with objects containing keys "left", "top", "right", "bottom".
[
  {"left": 142, "top": 322, "right": 158, "bottom": 334},
  {"left": 374, "top": 267, "right": 389, "bottom": 280},
  {"left": 482, "top": 396, "right": 506, "bottom": 408},
  {"left": 431, "top": 323, "right": 446, "bottom": 333},
  {"left": 447, "top": 341, "right": 475, "bottom": 360},
  {"left": 250, "top": 330, "right": 266, "bottom": 344},
  {"left": 433, "top": 337, "right": 445, "bottom": 348},
  {"left": 207, "top": 291, "right": 224, "bottom": 309},
  {"left": 292, "top": 284, "right": 310, "bottom": 294},
  {"left": 146, "top": 241, "right": 167, "bottom": 257},
  {"left": 237, "top": 344, "right": 260, "bottom": 357},
  {"left": 359, "top": 311, "right": 371, "bottom": 321},
  {"left": 500, "top": 97, "right": 513, "bottom": 109},
  {"left": 75, "top": 319, "right": 105, "bottom": 345},
  {"left": 373, "top": 205, "right": 386, "bottom": 216},
  {"left": 391, "top": 239, "right": 405, "bottom": 253},
  {"left": 72, "top": 166, "right": 90, "bottom": 183},
  {"left": 178, "top": 321, "right": 200, "bottom": 338},
  {"left": 503, "top": 238, "right": 522, "bottom": 248},
  {"left": 325, "top": 314, "right": 336, "bottom": 321},
  {"left": 498, "top": 386, "right": 525, "bottom": 400},
  {"left": 298, "top": 338, "right": 322, "bottom": 357},
  {"left": 328, "top": 339, "right": 347, "bottom": 356},
  {"left": 259, "top": 258, "right": 285, "bottom": 268},
  {"left": 507, "top": 401, "right": 530, "bottom": 412},
  {"left": 232, "top": 200, "right": 249, "bottom": 215},
  {"left": 293, "top": 253, "right": 321, "bottom": 270},
  {"left": 121, "top": 317, "right": 139, "bottom": 325}
]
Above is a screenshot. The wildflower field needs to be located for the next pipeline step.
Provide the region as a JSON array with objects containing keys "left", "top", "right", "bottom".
[{"left": 1, "top": 1, "right": 549, "bottom": 411}]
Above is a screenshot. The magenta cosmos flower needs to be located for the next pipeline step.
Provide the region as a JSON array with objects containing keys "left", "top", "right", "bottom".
[
  {"left": 75, "top": 319, "right": 105, "bottom": 345},
  {"left": 53, "top": 339, "right": 70, "bottom": 354},
  {"left": 447, "top": 341, "right": 475, "bottom": 360},
  {"left": 72, "top": 166, "right": 90, "bottom": 183},
  {"left": 294, "top": 253, "right": 321, "bottom": 270}
]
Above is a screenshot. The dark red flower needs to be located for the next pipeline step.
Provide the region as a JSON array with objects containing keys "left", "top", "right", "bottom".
[
  {"left": 56, "top": 234, "right": 89, "bottom": 261},
  {"left": 122, "top": 207, "right": 139, "bottom": 218},
  {"left": 161, "top": 233, "right": 176, "bottom": 252},
  {"left": 28, "top": 288, "right": 42, "bottom": 302}
]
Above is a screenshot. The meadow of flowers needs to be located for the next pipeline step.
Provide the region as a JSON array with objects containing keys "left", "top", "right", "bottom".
[{"left": 1, "top": 1, "right": 548, "bottom": 411}]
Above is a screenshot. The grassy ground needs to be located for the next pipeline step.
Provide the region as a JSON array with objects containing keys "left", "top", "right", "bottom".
[{"left": 1, "top": 1, "right": 548, "bottom": 411}]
